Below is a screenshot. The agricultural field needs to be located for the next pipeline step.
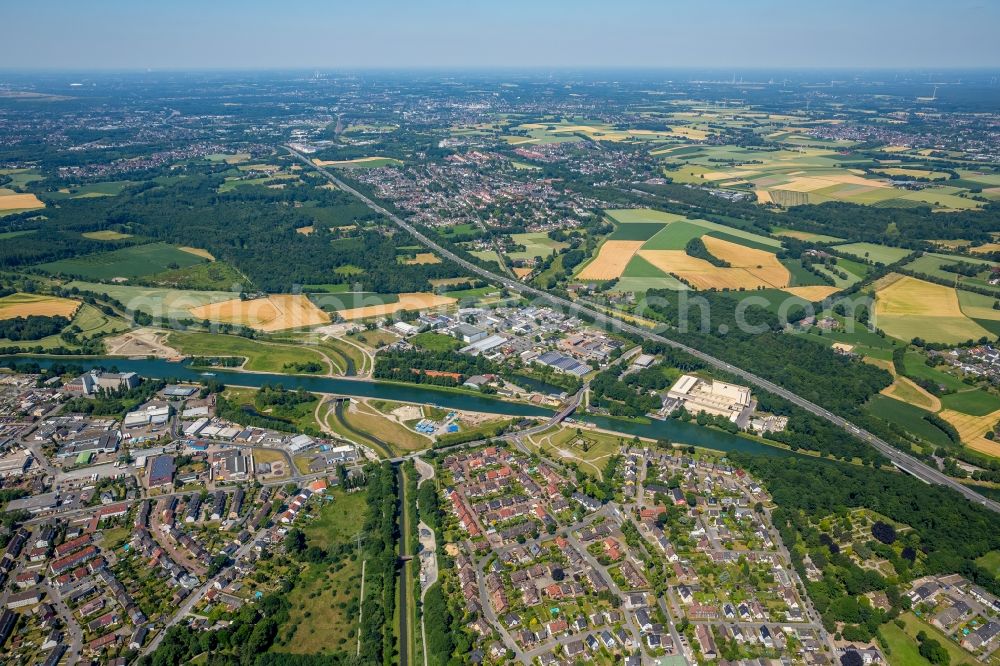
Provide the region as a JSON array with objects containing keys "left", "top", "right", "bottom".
[
  {"left": 873, "top": 274, "right": 995, "bottom": 344},
  {"left": 334, "top": 292, "right": 455, "bottom": 321},
  {"left": 188, "top": 294, "right": 329, "bottom": 332},
  {"left": 311, "top": 156, "right": 402, "bottom": 168},
  {"left": 0, "top": 188, "right": 45, "bottom": 214},
  {"left": 48, "top": 180, "right": 137, "bottom": 199},
  {"left": 581, "top": 209, "right": 807, "bottom": 294},
  {"left": 902, "top": 252, "right": 1000, "bottom": 296},
  {"left": 0, "top": 293, "right": 80, "bottom": 320},
  {"left": 36, "top": 242, "right": 209, "bottom": 280},
  {"left": 400, "top": 252, "right": 441, "bottom": 265},
  {"left": 81, "top": 230, "right": 133, "bottom": 241},
  {"left": 657, "top": 142, "right": 987, "bottom": 211},
  {"left": 64, "top": 281, "right": 237, "bottom": 319},
  {"left": 865, "top": 395, "right": 953, "bottom": 449}
]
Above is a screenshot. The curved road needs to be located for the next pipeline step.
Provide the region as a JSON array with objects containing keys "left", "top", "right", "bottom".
[{"left": 288, "top": 146, "right": 1000, "bottom": 515}]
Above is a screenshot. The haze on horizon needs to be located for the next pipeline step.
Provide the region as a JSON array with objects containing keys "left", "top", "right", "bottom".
[{"left": 5, "top": 0, "right": 1000, "bottom": 71}]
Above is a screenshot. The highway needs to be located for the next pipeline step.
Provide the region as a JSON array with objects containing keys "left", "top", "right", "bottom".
[{"left": 288, "top": 146, "right": 1000, "bottom": 515}]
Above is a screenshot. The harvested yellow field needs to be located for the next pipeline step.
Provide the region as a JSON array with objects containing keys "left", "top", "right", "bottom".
[
  {"left": 781, "top": 285, "right": 841, "bottom": 301},
  {"left": 777, "top": 173, "right": 888, "bottom": 193},
  {"left": 638, "top": 250, "right": 772, "bottom": 290},
  {"left": 189, "top": 294, "right": 329, "bottom": 332},
  {"left": 312, "top": 157, "right": 401, "bottom": 167},
  {"left": 337, "top": 292, "right": 456, "bottom": 321},
  {"left": 702, "top": 236, "right": 790, "bottom": 287},
  {"left": 969, "top": 243, "right": 1000, "bottom": 254},
  {"left": 940, "top": 408, "right": 1000, "bottom": 457},
  {"left": 874, "top": 274, "right": 993, "bottom": 344},
  {"left": 404, "top": 252, "right": 441, "bottom": 265},
  {"left": 0, "top": 192, "right": 44, "bottom": 211},
  {"left": 577, "top": 241, "right": 644, "bottom": 280},
  {"left": 755, "top": 190, "right": 773, "bottom": 204},
  {"left": 296, "top": 226, "right": 314, "bottom": 235},
  {"left": 881, "top": 145, "right": 911, "bottom": 153},
  {"left": 178, "top": 246, "right": 215, "bottom": 261},
  {"left": 0, "top": 293, "right": 81, "bottom": 320},
  {"left": 513, "top": 267, "right": 533, "bottom": 279}
]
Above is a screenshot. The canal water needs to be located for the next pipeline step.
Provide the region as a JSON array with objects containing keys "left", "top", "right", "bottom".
[{"left": 4, "top": 355, "right": 793, "bottom": 458}]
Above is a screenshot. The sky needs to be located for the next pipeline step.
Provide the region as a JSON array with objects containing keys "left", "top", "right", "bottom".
[{"left": 5, "top": 0, "right": 999, "bottom": 70}]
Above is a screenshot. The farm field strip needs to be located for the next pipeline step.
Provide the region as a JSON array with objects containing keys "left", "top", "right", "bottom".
[{"left": 335, "top": 292, "right": 456, "bottom": 321}]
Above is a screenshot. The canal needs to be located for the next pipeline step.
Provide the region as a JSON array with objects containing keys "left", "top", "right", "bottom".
[{"left": 4, "top": 356, "right": 793, "bottom": 458}]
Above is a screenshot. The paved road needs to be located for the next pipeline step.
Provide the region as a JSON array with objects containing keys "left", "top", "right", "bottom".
[{"left": 289, "top": 145, "right": 1000, "bottom": 515}]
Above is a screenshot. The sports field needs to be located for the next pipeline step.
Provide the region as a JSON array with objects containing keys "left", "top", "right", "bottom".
[
  {"left": 335, "top": 292, "right": 456, "bottom": 321},
  {"left": 0, "top": 293, "right": 81, "bottom": 320},
  {"left": 189, "top": 294, "right": 329, "bottom": 331},
  {"left": 36, "top": 242, "right": 208, "bottom": 280},
  {"left": 873, "top": 274, "right": 993, "bottom": 344}
]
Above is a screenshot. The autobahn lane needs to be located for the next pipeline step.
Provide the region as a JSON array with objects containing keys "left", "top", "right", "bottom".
[{"left": 288, "top": 146, "right": 1000, "bottom": 515}]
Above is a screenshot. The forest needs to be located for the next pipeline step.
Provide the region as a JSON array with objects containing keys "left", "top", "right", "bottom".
[
  {"left": 0, "top": 314, "right": 70, "bottom": 341},
  {"left": 734, "top": 453, "right": 1000, "bottom": 641},
  {"left": 2, "top": 171, "right": 466, "bottom": 293}
]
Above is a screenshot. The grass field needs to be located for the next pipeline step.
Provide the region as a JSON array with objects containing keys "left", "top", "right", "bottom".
[
  {"left": 189, "top": 295, "right": 329, "bottom": 332},
  {"left": 411, "top": 331, "right": 461, "bottom": 352},
  {"left": 835, "top": 242, "right": 913, "bottom": 265},
  {"left": 506, "top": 231, "right": 568, "bottom": 261},
  {"left": 65, "top": 281, "right": 236, "bottom": 319},
  {"left": 890, "top": 613, "right": 978, "bottom": 666},
  {"left": 37, "top": 242, "right": 208, "bottom": 280},
  {"left": 341, "top": 401, "right": 431, "bottom": 455},
  {"left": 975, "top": 550, "right": 1000, "bottom": 579},
  {"left": 167, "top": 331, "right": 329, "bottom": 373},
  {"left": 940, "top": 390, "right": 1000, "bottom": 417},
  {"left": 279, "top": 490, "right": 365, "bottom": 655},
  {"left": 145, "top": 261, "right": 247, "bottom": 291},
  {"left": 0, "top": 293, "right": 81, "bottom": 320},
  {"left": 874, "top": 274, "right": 993, "bottom": 344},
  {"left": 527, "top": 425, "right": 628, "bottom": 479}
]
